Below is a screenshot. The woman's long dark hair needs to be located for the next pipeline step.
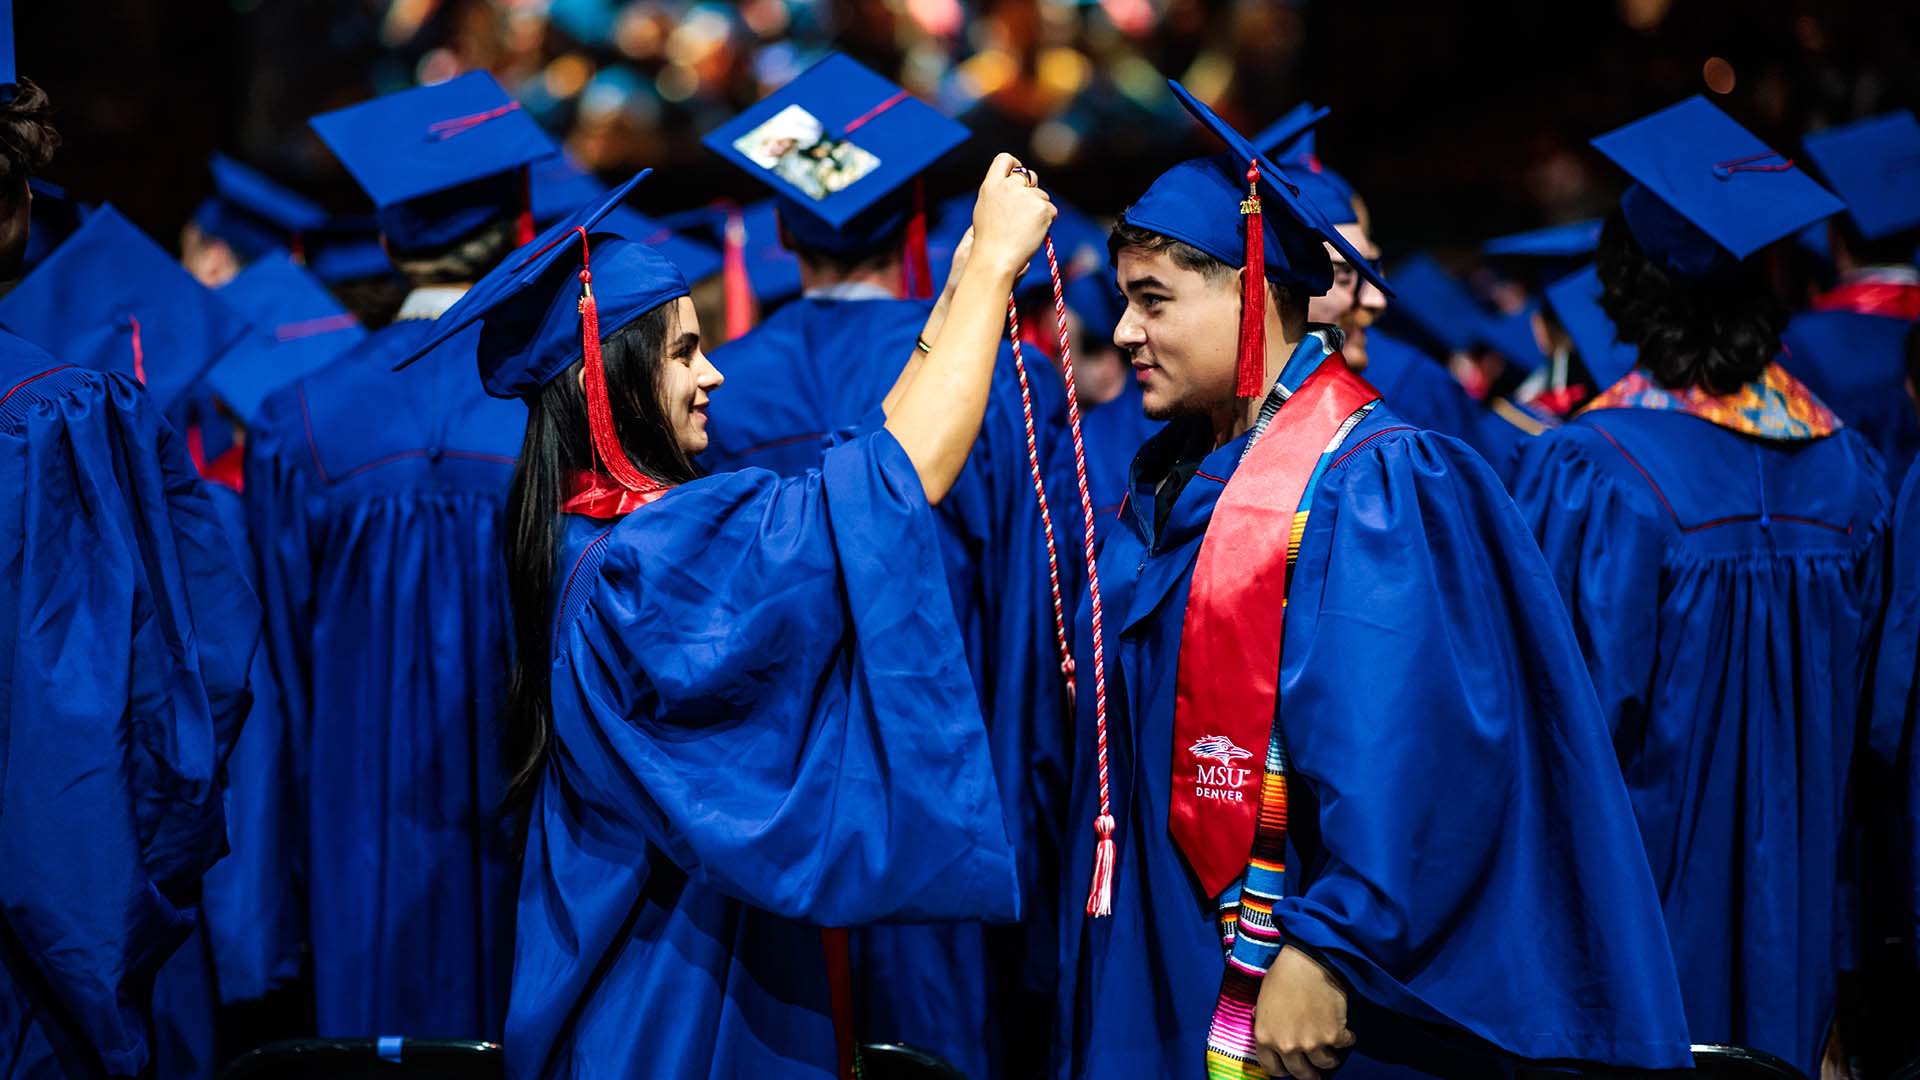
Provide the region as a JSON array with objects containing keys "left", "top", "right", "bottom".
[
  {"left": 1596, "top": 208, "right": 1786, "bottom": 396},
  {"left": 501, "top": 302, "right": 700, "bottom": 814}
]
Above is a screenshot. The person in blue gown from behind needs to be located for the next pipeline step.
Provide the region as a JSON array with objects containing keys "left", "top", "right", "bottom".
[
  {"left": 1780, "top": 111, "right": 1920, "bottom": 490},
  {"left": 696, "top": 55, "right": 1078, "bottom": 1074},
  {"left": 0, "top": 72, "right": 259, "bottom": 1078},
  {"left": 1512, "top": 98, "right": 1884, "bottom": 1077},
  {"left": 1054, "top": 84, "right": 1692, "bottom": 1080},
  {"left": 390, "top": 156, "right": 1051, "bottom": 1079},
  {"left": 243, "top": 73, "right": 557, "bottom": 1041}
]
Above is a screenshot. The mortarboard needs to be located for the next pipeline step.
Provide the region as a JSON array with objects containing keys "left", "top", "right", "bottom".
[
  {"left": 704, "top": 52, "right": 967, "bottom": 293},
  {"left": 23, "top": 178, "right": 91, "bottom": 273},
  {"left": 310, "top": 72, "right": 555, "bottom": 253},
  {"left": 1800, "top": 110, "right": 1920, "bottom": 243},
  {"left": 0, "top": 204, "right": 251, "bottom": 415},
  {"left": 526, "top": 154, "right": 721, "bottom": 283},
  {"left": 1482, "top": 220, "right": 1602, "bottom": 260},
  {"left": 1591, "top": 96, "right": 1844, "bottom": 279},
  {"left": 1252, "top": 101, "right": 1358, "bottom": 227},
  {"left": 1478, "top": 303, "right": 1547, "bottom": 373},
  {"left": 0, "top": 0, "right": 16, "bottom": 103},
  {"left": 1544, "top": 263, "right": 1638, "bottom": 390},
  {"left": 1375, "top": 253, "right": 1481, "bottom": 356},
  {"left": 192, "top": 154, "right": 331, "bottom": 261},
  {"left": 1123, "top": 79, "right": 1388, "bottom": 395},
  {"left": 396, "top": 171, "right": 686, "bottom": 493},
  {"left": 205, "top": 252, "right": 366, "bottom": 420},
  {"left": 302, "top": 214, "right": 396, "bottom": 284}
]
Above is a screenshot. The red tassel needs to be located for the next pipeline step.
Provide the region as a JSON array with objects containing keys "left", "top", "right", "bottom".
[
  {"left": 1236, "top": 160, "right": 1266, "bottom": 399},
  {"left": 903, "top": 176, "right": 932, "bottom": 300},
  {"left": 516, "top": 166, "right": 536, "bottom": 247},
  {"left": 127, "top": 315, "right": 146, "bottom": 385},
  {"left": 575, "top": 229, "right": 651, "bottom": 492},
  {"left": 723, "top": 205, "right": 755, "bottom": 341},
  {"left": 1086, "top": 814, "right": 1116, "bottom": 917},
  {"left": 288, "top": 231, "right": 306, "bottom": 266}
]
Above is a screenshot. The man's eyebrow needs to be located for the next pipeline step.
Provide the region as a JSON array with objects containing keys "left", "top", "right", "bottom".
[{"left": 1123, "top": 275, "right": 1171, "bottom": 293}]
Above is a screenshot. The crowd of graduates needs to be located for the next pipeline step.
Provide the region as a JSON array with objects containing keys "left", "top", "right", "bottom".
[{"left": 3, "top": 4, "right": 1920, "bottom": 1080}]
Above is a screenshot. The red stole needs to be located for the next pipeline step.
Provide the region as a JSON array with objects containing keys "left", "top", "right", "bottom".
[
  {"left": 1813, "top": 279, "right": 1920, "bottom": 320},
  {"left": 1170, "top": 356, "right": 1379, "bottom": 899},
  {"left": 559, "top": 470, "right": 674, "bottom": 518}
]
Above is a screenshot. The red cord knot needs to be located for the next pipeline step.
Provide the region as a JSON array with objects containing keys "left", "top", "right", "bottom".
[{"left": 1094, "top": 814, "right": 1114, "bottom": 840}]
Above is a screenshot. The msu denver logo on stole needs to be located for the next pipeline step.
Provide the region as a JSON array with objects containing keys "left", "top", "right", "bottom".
[{"left": 1188, "top": 735, "right": 1254, "bottom": 802}]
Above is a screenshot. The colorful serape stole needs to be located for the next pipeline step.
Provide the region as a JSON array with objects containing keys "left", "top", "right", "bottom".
[
  {"left": 1203, "top": 399, "right": 1377, "bottom": 1080},
  {"left": 1581, "top": 362, "right": 1840, "bottom": 441}
]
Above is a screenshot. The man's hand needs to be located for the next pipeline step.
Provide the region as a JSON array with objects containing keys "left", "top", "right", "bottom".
[{"left": 1253, "top": 946, "right": 1356, "bottom": 1080}]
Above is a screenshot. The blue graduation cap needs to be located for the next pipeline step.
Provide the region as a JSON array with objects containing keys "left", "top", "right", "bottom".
[
  {"left": 1544, "top": 263, "right": 1638, "bottom": 390},
  {"left": 1251, "top": 101, "right": 1357, "bottom": 227},
  {"left": 703, "top": 52, "right": 968, "bottom": 260},
  {"left": 526, "top": 154, "right": 722, "bottom": 282},
  {"left": 1801, "top": 110, "right": 1920, "bottom": 242},
  {"left": 529, "top": 154, "right": 607, "bottom": 226},
  {"left": 1376, "top": 253, "right": 1482, "bottom": 356},
  {"left": 925, "top": 190, "right": 1107, "bottom": 297},
  {"left": 1478, "top": 303, "right": 1548, "bottom": 373},
  {"left": 396, "top": 171, "right": 687, "bottom": 493},
  {"left": 192, "top": 154, "right": 331, "bottom": 261},
  {"left": 205, "top": 253, "right": 367, "bottom": 420},
  {"left": 302, "top": 215, "right": 395, "bottom": 283},
  {"left": 310, "top": 72, "right": 556, "bottom": 252},
  {"left": 0, "top": 204, "right": 251, "bottom": 415},
  {"left": 1591, "top": 96, "right": 1844, "bottom": 278},
  {"left": 1482, "top": 220, "right": 1602, "bottom": 260},
  {"left": 0, "top": 0, "right": 16, "bottom": 103},
  {"left": 23, "top": 179, "right": 91, "bottom": 273}
]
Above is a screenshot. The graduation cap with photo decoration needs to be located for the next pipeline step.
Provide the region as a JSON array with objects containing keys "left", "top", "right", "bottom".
[
  {"left": 395, "top": 170, "right": 687, "bottom": 495},
  {"left": 703, "top": 52, "right": 969, "bottom": 298},
  {"left": 204, "top": 252, "right": 367, "bottom": 420},
  {"left": 1125, "top": 80, "right": 1389, "bottom": 396},
  {"left": 0, "top": 204, "right": 251, "bottom": 416},
  {"left": 310, "top": 72, "right": 556, "bottom": 253},
  {"left": 1591, "top": 96, "right": 1843, "bottom": 279},
  {"left": 1544, "top": 263, "right": 1638, "bottom": 390},
  {"left": 1800, "top": 110, "right": 1920, "bottom": 243},
  {"left": 192, "top": 154, "right": 332, "bottom": 262}
]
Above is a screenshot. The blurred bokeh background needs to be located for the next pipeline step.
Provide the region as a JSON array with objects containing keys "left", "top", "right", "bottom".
[{"left": 20, "top": 0, "right": 1920, "bottom": 265}]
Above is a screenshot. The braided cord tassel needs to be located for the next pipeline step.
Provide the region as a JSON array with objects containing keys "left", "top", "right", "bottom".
[{"left": 1006, "top": 234, "right": 1115, "bottom": 918}]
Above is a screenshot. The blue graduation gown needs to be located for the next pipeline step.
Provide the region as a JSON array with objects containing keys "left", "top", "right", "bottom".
[
  {"left": 1783, "top": 308, "right": 1920, "bottom": 488},
  {"left": 702, "top": 296, "right": 1077, "bottom": 1074},
  {"left": 245, "top": 317, "right": 523, "bottom": 1039},
  {"left": 0, "top": 333, "right": 258, "bottom": 1077},
  {"left": 1869, "top": 463, "right": 1920, "bottom": 969},
  {"left": 1513, "top": 405, "right": 1889, "bottom": 1076},
  {"left": 508, "top": 431, "right": 1020, "bottom": 1079},
  {"left": 1079, "top": 378, "right": 1162, "bottom": 551},
  {"left": 1056, "top": 388, "right": 1691, "bottom": 1077},
  {"left": 1362, "top": 331, "right": 1526, "bottom": 480}
]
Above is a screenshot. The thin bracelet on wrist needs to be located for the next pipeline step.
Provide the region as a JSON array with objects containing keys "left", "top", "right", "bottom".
[{"left": 915, "top": 336, "right": 933, "bottom": 354}]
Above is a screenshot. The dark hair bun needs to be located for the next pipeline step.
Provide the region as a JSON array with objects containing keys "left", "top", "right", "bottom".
[
  {"left": 0, "top": 78, "right": 58, "bottom": 192},
  {"left": 1596, "top": 210, "right": 1784, "bottom": 396}
]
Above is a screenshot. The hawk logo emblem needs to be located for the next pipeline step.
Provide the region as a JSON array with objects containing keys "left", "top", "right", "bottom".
[{"left": 1188, "top": 734, "right": 1254, "bottom": 766}]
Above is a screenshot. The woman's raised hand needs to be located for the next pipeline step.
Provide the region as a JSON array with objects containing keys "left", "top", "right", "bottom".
[{"left": 969, "top": 153, "right": 1056, "bottom": 281}]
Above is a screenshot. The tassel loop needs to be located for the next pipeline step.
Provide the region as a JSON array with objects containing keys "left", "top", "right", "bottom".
[
  {"left": 1236, "top": 160, "right": 1266, "bottom": 399},
  {"left": 1086, "top": 814, "right": 1116, "bottom": 918}
]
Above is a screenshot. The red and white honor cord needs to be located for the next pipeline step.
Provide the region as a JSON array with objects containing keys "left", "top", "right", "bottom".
[{"left": 1005, "top": 234, "right": 1116, "bottom": 918}]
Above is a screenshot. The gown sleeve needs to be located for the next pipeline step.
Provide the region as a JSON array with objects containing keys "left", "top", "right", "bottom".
[
  {"left": 550, "top": 428, "right": 1021, "bottom": 927},
  {"left": 1270, "top": 429, "right": 1692, "bottom": 1070},
  {"left": 1508, "top": 429, "right": 1667, "bottom": 739},
  {"left": 0, "top": 368, "right": 258, "bottom": 1074}
]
